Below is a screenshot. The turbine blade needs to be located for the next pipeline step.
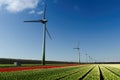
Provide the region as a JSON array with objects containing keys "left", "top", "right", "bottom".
[
  {"left": 46, "top": 27, "right": 52, "bottom": 40},
  {"left": 73, "top": 48, "right": 77, "bottom": 49},
  {"left": 24, "top": 20, "right": 43, "bottom": 22},
  {"left": 43, "top": 4, "right": 47, "bottom": 19}
]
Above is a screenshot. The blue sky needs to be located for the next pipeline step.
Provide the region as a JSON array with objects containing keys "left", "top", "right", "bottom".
[{"left": 0, "top": 0, "right": 120, "bottom": 62}]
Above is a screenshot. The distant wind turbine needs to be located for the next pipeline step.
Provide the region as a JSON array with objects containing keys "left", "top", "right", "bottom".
[
  {"left": 89, "top": 56, "right": 91, "bottom": 63},
  {"left": 24, "top": 4, "right": 52, "bottom": 65},
  {"left": 85, "top": 53, "right": 88, "bottom": 63},
  {"left": 74, "top": 43, "right": 80, "bottom": 64}
]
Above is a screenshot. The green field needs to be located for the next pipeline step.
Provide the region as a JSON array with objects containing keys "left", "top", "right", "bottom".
[
  {"left": 0, "top": 64, "right": 120, "bottom": 80},
  {"left": 0, "top": 64, "right": 65, "bottom": 68}
]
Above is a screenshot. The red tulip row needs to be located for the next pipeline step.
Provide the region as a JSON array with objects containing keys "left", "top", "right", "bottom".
[{"left": 0, "top": 64, "right": 79, "bottom": 72}]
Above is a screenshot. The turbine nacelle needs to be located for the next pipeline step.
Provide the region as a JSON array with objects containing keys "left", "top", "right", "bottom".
[
  {"left": 41, "top": 19, "right": 47, "bottom": 24},
  {"left": 74, "top": 48, "right": 80, "bottom": 50}
]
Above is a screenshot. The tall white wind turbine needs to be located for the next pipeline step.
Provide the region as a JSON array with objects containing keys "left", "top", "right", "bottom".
[{"left": 24, "top": 4, "right": 52, "bottom": 65}]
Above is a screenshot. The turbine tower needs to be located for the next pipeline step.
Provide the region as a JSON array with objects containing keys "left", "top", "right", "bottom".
[
  {"left": 74, "top": 43, "right": 80, "bottom": 64},
  {"left": 24, "top": 4, "right": 52, "bottom": 65},
  {"left": 85, "top": 53, "right": 88, "bottom": 63},
  {"left": 89, "top": 56, "right": 91, "bottom": 63}
]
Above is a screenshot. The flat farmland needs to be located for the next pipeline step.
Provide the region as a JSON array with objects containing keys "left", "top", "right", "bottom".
[{"left": 0, "top": 64, "right": 120, "bottom": 80}]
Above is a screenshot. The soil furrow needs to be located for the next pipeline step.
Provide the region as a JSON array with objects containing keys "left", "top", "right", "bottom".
[
  {"left": 79, "top": 66, "right": 95, "bottom": 80},
  {"left": 104, "top": 66, "right": 120, "bottom": 77},
  {"left": 98, "top": 66, "right": 104, "bottom": 80}
]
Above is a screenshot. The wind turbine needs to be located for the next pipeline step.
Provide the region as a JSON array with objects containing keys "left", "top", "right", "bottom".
[
  {"left": 74, "top": 43, "right": 80, "bottom": 64},
  {"left": 89, "top": 56, "right": 91, "bottom": 63},
  {"left": 85, "top": 53, "right": 88, "bottom": 63},
  {"left": 24, "top": 4, "right": 52, "bottom": 65}
]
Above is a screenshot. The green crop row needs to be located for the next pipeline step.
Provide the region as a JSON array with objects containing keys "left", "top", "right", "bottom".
[
  {"left": 59, "top": 65, "right": 95, "bottom": 80},
  {"left": 0, "top": 65, "right": 92, "bottom": 80},
  {"left": 102, "top": 65, "right": 120, "bottom": 77},
  {"left": 103, "top": 64, "right": 120, "bottom": 69},
  {"left": 0, "top": 64, "right": 120, "bottom": 80},
  {"left": 100, "top": 65, "right": 120, "bottom": 80},
  {"left": 83, "top": 65, "right": 100, "bottom": 80}
]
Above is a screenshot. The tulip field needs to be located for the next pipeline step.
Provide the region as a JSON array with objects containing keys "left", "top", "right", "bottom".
[{"left": 0, "top": 64, "right": 120, "bottom": 80}]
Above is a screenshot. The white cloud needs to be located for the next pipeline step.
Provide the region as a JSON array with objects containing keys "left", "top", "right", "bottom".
[
  {"left": 0, "top": 0, "right": 40, "bottom": 13},
  {"left": 29, "top": 10, "right": 43, "bottom": 15},
  {"left": 37, "top": 11, "right": 43, "bottom": 15},
  {"left": 29, "top": 10, "right": 35, "bottom": 14}
]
